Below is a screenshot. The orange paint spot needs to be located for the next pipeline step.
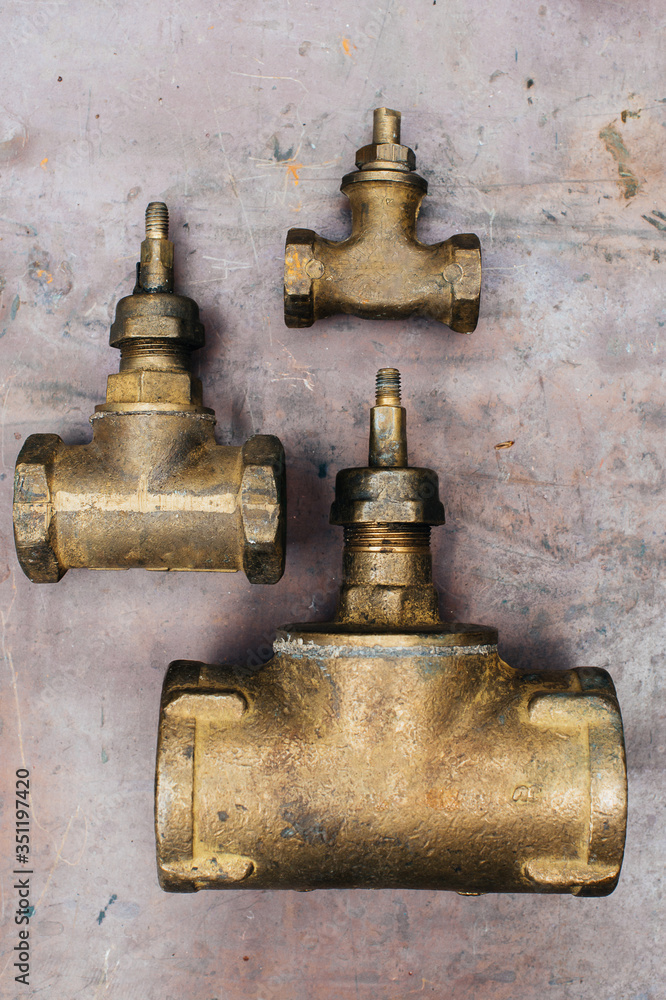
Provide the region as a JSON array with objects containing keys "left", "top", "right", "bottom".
[
  {"left": 342, "top": 37, "right": 356, "bottom": 55},
  {"left": 286, "top": 163, "right": 302, "bottom": 185},
  {"left": 36, "top": 269, "right": 53, "bottom": 284},
  {"left": 40, "top": 157, "right": 48, "bottom": 170}
]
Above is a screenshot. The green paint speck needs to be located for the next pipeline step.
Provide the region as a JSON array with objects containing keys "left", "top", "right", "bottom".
[
  {"left": 101, "top": 748, "right": 108, "bottom": 763},
  {"left": 10, "top": 295, "right": 20, "bottom": 320}
]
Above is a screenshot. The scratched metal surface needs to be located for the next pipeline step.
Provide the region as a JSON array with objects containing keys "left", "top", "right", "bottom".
[{"left": 0, "top": 1, "right": 664, "bottom": 997}]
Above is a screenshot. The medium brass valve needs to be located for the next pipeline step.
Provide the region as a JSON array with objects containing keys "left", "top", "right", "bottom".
[
  {"left": 13, "top": 203, "right": 286, "bottom": 584},
  {"left": 155, "top": 370, "right": 626, "bottom": 896},
  {"left": 284, "top": 108, "right": 482, "bottom": 331}
]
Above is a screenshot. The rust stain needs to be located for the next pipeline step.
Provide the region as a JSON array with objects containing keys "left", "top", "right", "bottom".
[
  {"left": 425, "top": 788, "right": 460, "bottom": 810},
  {"left": 621, "top": 109, "right": 641, "bottom": 122},
  {"left": 494, "top": 440, "right": 515, "bottom": 450},
  {"left": 599, "top": 123, "right": 639, "bottom": 199}
]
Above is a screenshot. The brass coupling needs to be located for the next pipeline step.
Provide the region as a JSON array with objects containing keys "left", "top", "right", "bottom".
[
  {"left": 13, "top": 203, "right": 286, "bottom": 584},
  {"left": 155, "top": 370, "right": 626, "bottom": 896},
  {"left": 284, "top": 108, "right": 482, "bottom": 331}
]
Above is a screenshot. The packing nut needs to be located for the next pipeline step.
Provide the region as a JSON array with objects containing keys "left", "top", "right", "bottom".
[
  {"left": 240, "top": 435, "right": 287, "bottom": 585},
  {"left": 109, "top": 294, "right": 204, "bottom": 351},
  {"left": 355, "top": 142, "right": 416, "bottom": 171}
]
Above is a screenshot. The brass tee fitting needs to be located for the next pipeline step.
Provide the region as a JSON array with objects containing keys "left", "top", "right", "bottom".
[
  {"left": 284, "top": 108, "right": 482, "bottom": 331},
  {"left": 155, "top": 370, "right": 626, "bottom": 896},
  {"left": 13, "top": 203, "right": 286, "bottom": 584}
]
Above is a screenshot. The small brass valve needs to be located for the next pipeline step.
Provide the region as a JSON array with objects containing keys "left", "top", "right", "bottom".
[
  {"left": 155, "top": 370, "right": 626, "bottom": 896},
  {"left": 284, "top": 108, "right": 482, "bottom": 331},
  {"left": 13, "top": 203, "right": 286, "bottom": 584}
]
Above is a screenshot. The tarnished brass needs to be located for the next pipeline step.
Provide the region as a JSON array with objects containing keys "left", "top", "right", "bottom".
[
  {"left": 13, "top": 203, "right": 286, "bottom": 584},
  {"left": 284, "top": 108, "right": 482, "bottom": 331},
  {"left": 155, "top": 369, "right": 626, "bottom": 896}
]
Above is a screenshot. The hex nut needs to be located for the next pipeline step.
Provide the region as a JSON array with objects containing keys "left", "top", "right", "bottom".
[
  {"left": 140, "top": 237, "right": 174, "bottom": 271},
  {"left": 355, "top": 142, "right": 416, "bottom": 172},
  {"left": 105, "top": 370, "right": 203, "bottom": 406},
  {"left": 284, "top": 229, "right": 318, "bottom": 328},
  {"left": 240, "top": 435, "right": 286, "bottom": 584},
  {"left": 337, "top": 583, "right": 441, "bottom": 627},
  {"left": 13, "top": 434, "right": 65, "bottom": 583},
  {"left": 446, "top": 234, "right": 482, "bottom": 334}
]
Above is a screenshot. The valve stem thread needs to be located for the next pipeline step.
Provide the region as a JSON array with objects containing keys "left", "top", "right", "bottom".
[
  {"left": 373, "top": 107, "right": 401, "bottom": 145},
  {"left": 375, "top": 367, "right": 401, "bottom": 406},
  {"left": 344, "top": 524, "right": 431, "bottom": 552},
  {"left": 145, "top": 201, "right": 169, "bottom": 239},
  {"left": 119, "top": 338, "right": 190, "bottom": 373}
]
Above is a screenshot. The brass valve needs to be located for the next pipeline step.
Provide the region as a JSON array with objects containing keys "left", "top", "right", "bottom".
[
  {"left": 13, "top": 203, "right": 286, "bottom": 584},
  {"left": 155, "top": 370, "right": 626, "bottom": 896},
  {"left": 284, "top": 108, "right": 482, "bottom": 331}
]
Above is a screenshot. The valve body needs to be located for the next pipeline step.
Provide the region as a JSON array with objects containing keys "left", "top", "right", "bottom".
[
  {"left": 155, "top": 370, "right": 626, "bottom": 895},
  {"left": 157, "top": 633, "right": 625, "bottom": 895},
  {"left": 13, "top": 204, "right": 285, "bottom": 584},
  {"left": 284, "top": 109, "right": 482, "bottom": 332}
]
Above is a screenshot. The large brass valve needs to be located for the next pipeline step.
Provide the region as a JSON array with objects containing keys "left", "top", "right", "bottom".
[
  {"left": 284, "top": 108, "right": 482, "bottom": 331},
  {"left": 13, "top": 203, "right": 286, "bottom": 584},
  {"left": 155, "top": 370, "right": 627, "bottom": 895}
]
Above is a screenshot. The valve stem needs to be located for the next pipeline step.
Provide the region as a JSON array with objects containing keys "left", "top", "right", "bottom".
[
  {"left": 145, "top": 201, "right": 169, "bottom": 239},
  {"left": 373, "top": 107, "right": 401, "bottom": 145},
  {"left": 139, "top": 200, "right": 174, "bottom": 294},
  {"left": 370, "top": 368, "right": 407, "bottom": 467},
  {"left": 375, "top": 367, "right": 401, "bottom": 406}
]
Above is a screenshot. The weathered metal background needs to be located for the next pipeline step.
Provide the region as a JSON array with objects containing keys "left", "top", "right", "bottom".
[{"left": 0, "top": 1, "right": 664, "bottom": 997}]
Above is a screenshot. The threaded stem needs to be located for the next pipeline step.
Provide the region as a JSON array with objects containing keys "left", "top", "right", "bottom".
[
  {"left": 375, "top": 367, "right": 401, "bottom": 406},
  {"left": 344, "top": 524, "right": 430, "bottom": 552},
  {"left": 145, "top": 202, "right": 169, "bottom": 239},
  {"left": 373, "top": 107, "right": 401, "bottom": 144},
  {"left": 119, "top": 339, "right": 190, "bottom": 372}
]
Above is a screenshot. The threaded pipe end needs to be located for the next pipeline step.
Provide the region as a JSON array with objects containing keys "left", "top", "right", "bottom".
[
  {"left": 344, "top": 523, "right": 430, "bottom": 552},
  {"left": 375, "top": 367, "right": 401, "bottom": 406},
  {"left": 373, "top": 108, "right": 401, "bottom": 144},
  {"left": 119, "top": 338, "right": 190, "bottom": 372},
  {"left": 145, "top": 202, "right": 169, "bottom": 239}
]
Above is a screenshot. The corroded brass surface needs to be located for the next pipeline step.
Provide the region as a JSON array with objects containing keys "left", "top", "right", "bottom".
[
  {"left": 13, "top": 204, "right": 286, "bottom": 584},
  {"left": 155, "top": 370, "right": 627, "bottom": 895},
  {"left": 284, "top": 109, "right": 482, "bottom": 331}
]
